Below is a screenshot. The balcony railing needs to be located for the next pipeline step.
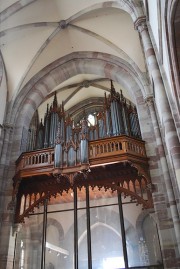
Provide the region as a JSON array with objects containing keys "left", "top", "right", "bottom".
[
  {"left": 89, "top": 135, "right": 147, "bottom": 165},
  {"left": 15, "top": 147, "right": 55, "bottom": 178},
  {"left": 14, "top": 135, "right": 148, "bottom": 180}
]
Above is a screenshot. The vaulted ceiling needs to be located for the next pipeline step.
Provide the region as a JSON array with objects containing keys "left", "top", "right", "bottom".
[{"left": 0, "top": 0, "right": 146, "bottom": 118}]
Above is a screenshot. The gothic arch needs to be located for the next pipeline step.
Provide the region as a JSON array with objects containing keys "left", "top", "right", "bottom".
[
  {"left": 7, "top": 52, "right": 152, "bottom": 161},
  {"left": 67, "top": 0, "right": 143, "bottom": 24},
  {"left": 165, "top": 0, "right": 180, "bottom": 116}
]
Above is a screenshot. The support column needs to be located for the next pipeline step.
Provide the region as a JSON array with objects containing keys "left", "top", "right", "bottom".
[
  {"left": 41, "top": 199, "right": 47, "bottom": 269},
  {"left": 86, "top": 186, "right": 92, "bottom": 269},
  {"left": 134, "top": 17, "right": 180, "bottom": 189},
  {"left": 118, "top": 193, "right": 128, "bottom": 268},
  {"left": 74, "top": 186, "right": 78, "bottom": 269},
  {"left": 146, "top": 96, "right": 180, "bottom": 255},
  {"left": 0, "top": 124, "right": 15, "bottom": 269}
]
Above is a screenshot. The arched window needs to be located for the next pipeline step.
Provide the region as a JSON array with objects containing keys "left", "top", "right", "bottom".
[{"left": 87, "top": 114, "right": 95, "bottom": 126}]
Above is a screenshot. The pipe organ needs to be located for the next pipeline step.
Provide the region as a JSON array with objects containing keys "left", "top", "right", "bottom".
[
  {"left": 27, "top": 81, "right": 142, "bottom": 155},
  {"left": 12, "top": 81, "right": 153, "bottom": 224}
]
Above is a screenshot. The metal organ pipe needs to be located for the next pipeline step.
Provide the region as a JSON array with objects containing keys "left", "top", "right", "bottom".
[
  {"left": 44, "top": 105, "right": 50, "bottom": 148},
  {"left": 105, "top": 109, "right": 112, "bottom": 137},
  {"left": 36, "top": 120, "right": 44, "bottom": 149},
  {"left": 122, "top": 102, "right": 130, "bottom": 136},
  {"left": 80, "top": 118, "right": 89, "bottom": 164},
  {"left": 60, "top": 117, "right": 65, "bottom": 142},
  {"left": 27, "top": 84, "right": 142, "bottom": 156},
  {"left": 54, "top": 122, "right": 63, "bottom": 168},
  {"left": 49, "top": 111, "right": 59, "bottom": 147},
  {"left": 66, "top": 122, "right": 72, "bottom": 143}
]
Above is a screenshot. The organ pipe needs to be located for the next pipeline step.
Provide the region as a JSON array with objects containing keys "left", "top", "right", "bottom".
[
  {"left": 54, "top": 122, "right": 63, "bottom": 168},
  {"left": 80, "top": 118, "right": 89, "bottom": 164},
  {"left": 27, "top": 83, "right": 142, "bottom": 154},
  {"left": 44, "top": 104, "right": 50, "bottom": 148},
  {"left": 36, "top": 119, "right": 44, "bottom": 149},
  {"left": 26, "top": 111, "right": 39, "bottom": 151},
  {"left": 49, "top": 93, "right": 59, "bottom": 147}
]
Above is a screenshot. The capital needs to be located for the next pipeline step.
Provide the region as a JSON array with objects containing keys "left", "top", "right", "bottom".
[
  {"left": 0, "top": 122, "right": 14, "bottom": 134},
  {"left": 134, "top": 16, "right": 147, "bottom": 33},
  {"left": 144, "top": 95, "right": 155, "bottom": 107}
]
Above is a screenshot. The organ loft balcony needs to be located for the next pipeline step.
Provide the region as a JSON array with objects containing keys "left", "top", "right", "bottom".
[{"left": 12, "top": 82, "right": 153, "bottom": 223}]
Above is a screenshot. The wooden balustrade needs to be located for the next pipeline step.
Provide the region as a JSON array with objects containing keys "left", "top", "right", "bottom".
[
  {"left": 14, "top": 136, "right": 148, "bottom": 179},
  {"left": 15, "top": 147, "right": 55, "bottom": 178},
  {"left": 89, "top": 135, "right": 147, "bottom": 166}
]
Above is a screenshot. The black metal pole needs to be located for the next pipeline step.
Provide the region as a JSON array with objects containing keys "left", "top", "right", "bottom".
[
  {"left": 86, "top": 185, "right": 92, "bottom": 269},
  {"left": 74, "top": 186, "right": 78, "bottom": 269},
  {"left": 41, "top": 199, "right": 47, "bottom": 269},
  {"left": 118, "top": 192, "right": 129, "bottom": 268},
  {"left": 12, "top": 231, "right": 18, "bottom": 269}
]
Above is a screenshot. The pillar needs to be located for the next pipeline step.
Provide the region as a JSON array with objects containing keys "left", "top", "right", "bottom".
[
  {"left": 134, "top": 17, "right": 180, "bottom": 190},
  {"left": 146, "top": 96, "right": 180, "bottom": 263}
]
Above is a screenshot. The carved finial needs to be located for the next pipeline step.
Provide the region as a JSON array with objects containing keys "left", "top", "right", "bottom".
[
  {"left": 62, "top": 101, "right": 65, "bottom": 114},
  {"left": 120, "top": 89, "right": 124, "bottom": 102},
  {"left": 59, "top": 102, "right": 65, "bottom": 118},
  {"left": 66, "top": 114, "right": 72, "bottom": 126},
  {"left": 53, "top": 91, "right": 58, "bottom": 109},
  {"left": 109, "top": 80, "right": 120, "bottom": 102},
  {"left": 44, "top": 104, "right": 49, "bottom": 122},
  {"left": 50, "top": 104, "right": 52, "bottom": 112},
  {"left": 110, "top": 80, "right": 116, "bottom": 98},
  {"left": 46, "top": 103, "right": 49, "bottom": 114},
  {"left": 111, "top": 80, "right": 115, "bottom": 92},
  {"left": 104, "top": 92, "right": 108, "bottom": 109},
  {"left": 39, "top": 118, "right": 44, "bottom": 129}
]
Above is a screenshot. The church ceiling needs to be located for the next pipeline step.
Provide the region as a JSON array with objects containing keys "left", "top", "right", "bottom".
[{"left": 0, "top": 0, "right": 146, "bottom": 116}]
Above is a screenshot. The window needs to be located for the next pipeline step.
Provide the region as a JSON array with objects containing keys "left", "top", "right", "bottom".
[{"left": 13, "top": 188, "right": 163, "bottom": 269}]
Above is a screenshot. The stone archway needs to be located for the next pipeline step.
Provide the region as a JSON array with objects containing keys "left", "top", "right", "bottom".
[
  {"left": 6, "top": 52, "right": 152, "bottom": 162},
  {"left": 0, "top": 51, "right": 166, "bottom": 269}
]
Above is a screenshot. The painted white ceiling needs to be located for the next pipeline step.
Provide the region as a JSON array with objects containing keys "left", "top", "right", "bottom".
[{"left": 0, "top": 0, "right": 146, "bottom": 119}]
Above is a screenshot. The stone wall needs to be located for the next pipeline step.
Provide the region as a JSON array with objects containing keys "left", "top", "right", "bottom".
[{"left": 0, "top": 32, "right": 179, "bottom": 269}]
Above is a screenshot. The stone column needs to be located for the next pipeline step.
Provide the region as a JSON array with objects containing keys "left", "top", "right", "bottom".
[
  {"left": 0, "top": 123, "right": 14, "bottom": 220},
  {"left": 0, "top": 124, "right": 15, "bottom": 269},
  {"left": 146, "top": 96, "right": 180, "bottom": 255},
  {"left": 134, "top": 17, "right": 180, "bottom": 190},
  {"left": 134, "top": 17, "right": 180, "bottom": 267}
]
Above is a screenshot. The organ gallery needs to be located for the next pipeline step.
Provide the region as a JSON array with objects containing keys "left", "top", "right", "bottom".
[{"left": 11, "top": 82, "right": 162, "bottom": 269}]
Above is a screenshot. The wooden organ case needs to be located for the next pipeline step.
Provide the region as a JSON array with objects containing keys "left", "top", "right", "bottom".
[{"left": 12, "top": 81, "right": 153, "bottom": 223}]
